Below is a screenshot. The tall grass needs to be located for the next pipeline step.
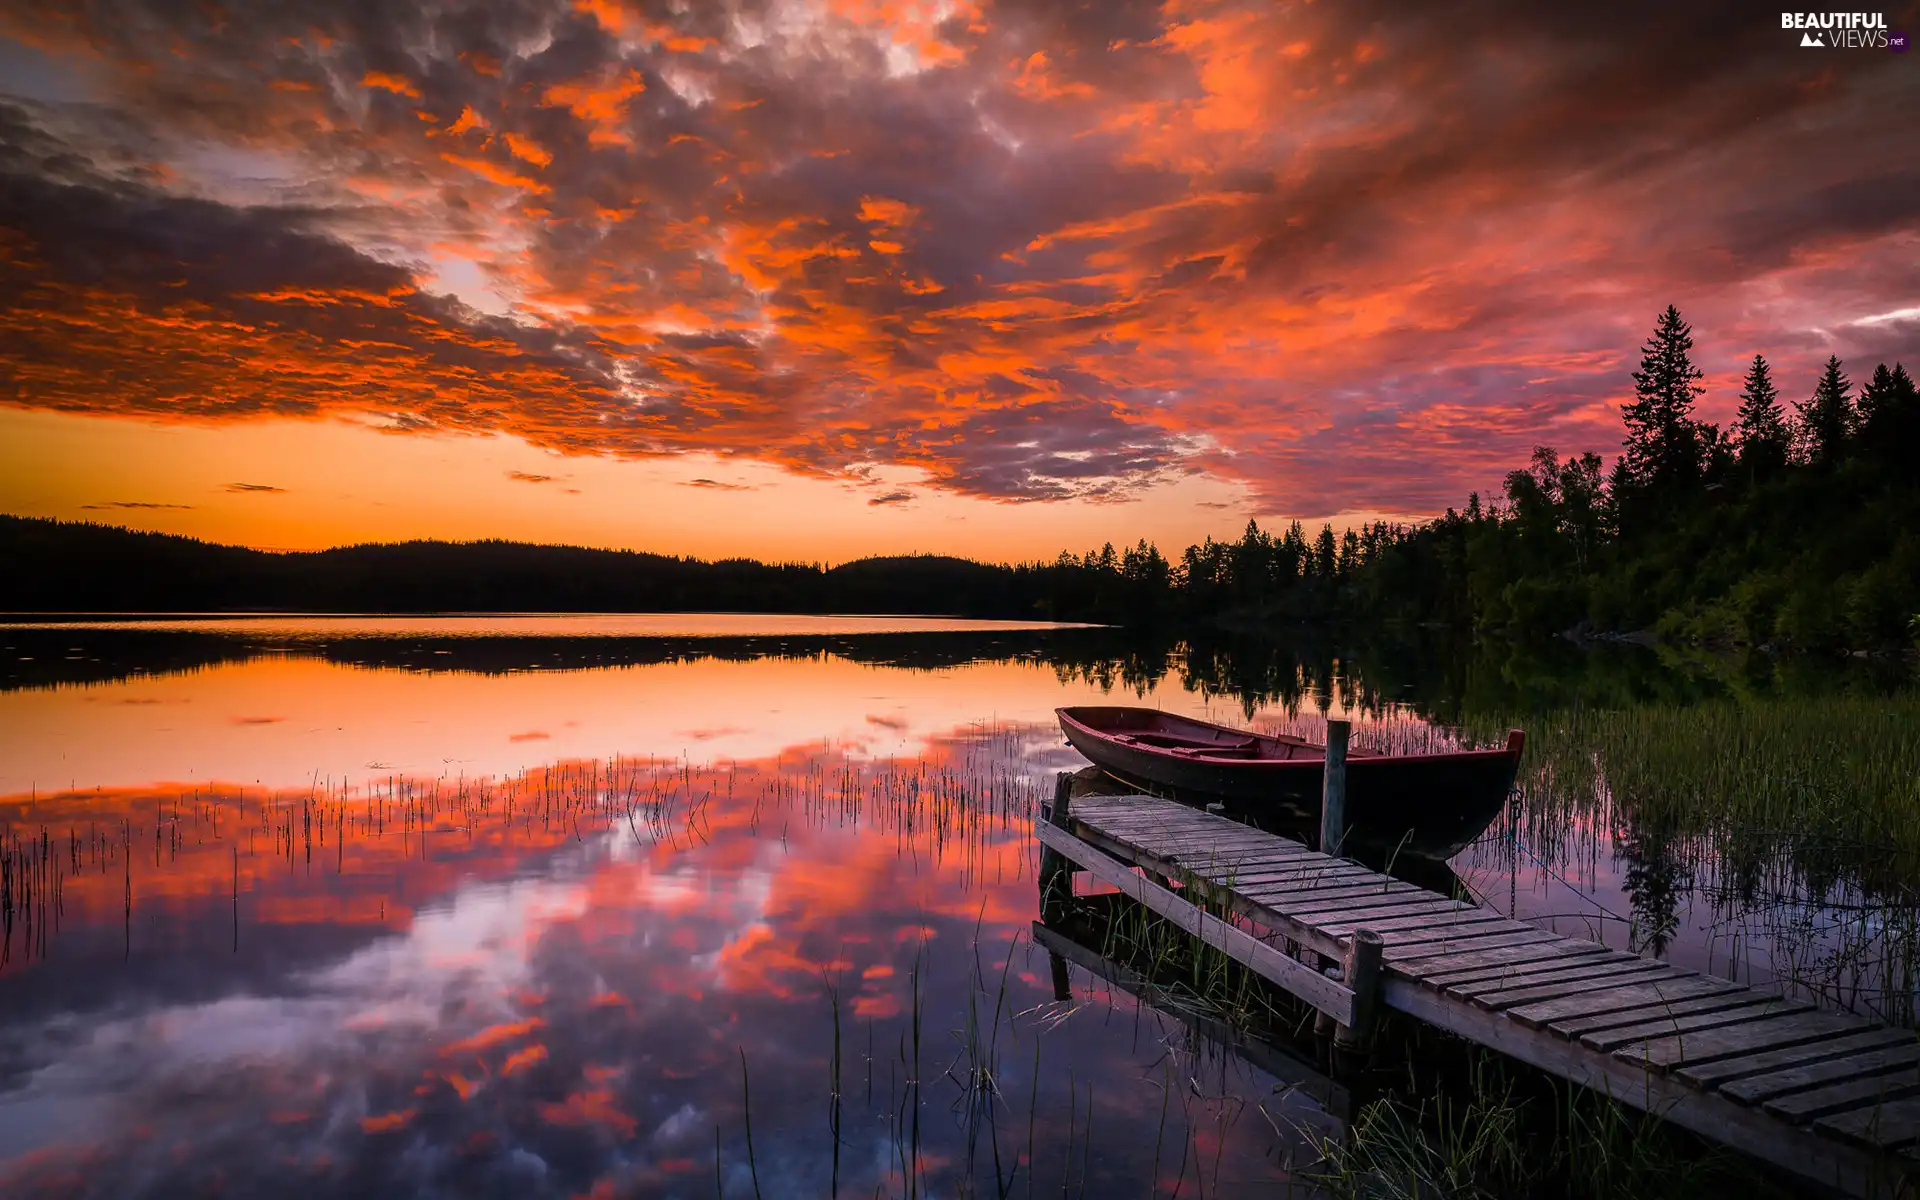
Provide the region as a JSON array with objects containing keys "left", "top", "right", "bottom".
[
  {"left": 1301, "top": 1053, "right": 1777, "bottom": 1200},
  {"left": 1467, "top": 694, "right": 1920, "bottom": 1024}
]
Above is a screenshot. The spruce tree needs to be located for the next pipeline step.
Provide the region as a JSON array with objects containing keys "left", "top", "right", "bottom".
[
  {"left": 1621, "top": 305, "right": 1705, "bottom": 494},
  {"left": 1858, "top": 363, "right": 1897, "bottom": 437},
  {"left": 1891, "top": 363, "right": 1920, "bottom": 446},
  {"left": 1314, "top": 524, "right": 1337, "bottom": 577},
  {"left": 1794, "top": 355, "right": 1853, "bottom": 465},
  {"left": 1858, "top": 362, "right": 1920, "bottom": 465},
  {"left": 1732, "top": 354, "right": 1789, "bottom": 480}
]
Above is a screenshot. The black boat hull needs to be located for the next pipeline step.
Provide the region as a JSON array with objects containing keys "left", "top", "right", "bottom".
[{"left": 1057, "top": 707, "right": 1522, "bottom": 860}]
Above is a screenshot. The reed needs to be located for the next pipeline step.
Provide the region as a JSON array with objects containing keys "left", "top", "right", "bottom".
[
  {"left": 1465, "top": 693, "right": 1920, "bottom": 1024},
  {"left": 739, "top": 1047, "right": 763, "bottom": 1200},
  {"left": 1301, "top": 1051, "right": 1782, "bottom": 1200}
]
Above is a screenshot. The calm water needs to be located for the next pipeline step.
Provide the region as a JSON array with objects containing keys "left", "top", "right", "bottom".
[{"left": 1, "top": 617, "right": 1913, "bottom": 1196}]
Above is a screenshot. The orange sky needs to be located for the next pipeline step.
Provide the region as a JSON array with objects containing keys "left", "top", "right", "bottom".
[{"left": 0, "top": 2, "right": 1915, "bottom": 559}]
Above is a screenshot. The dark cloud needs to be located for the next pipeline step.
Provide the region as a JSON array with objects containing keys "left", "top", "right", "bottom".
[
  {"left": 680, "top": 478, "right": 753, "bottom": 491},
  {"left": 0, "top": 0, "right": 1915, "bottom": 517},
  {"left": 79, "top": 500, "right": 194, "bottom": 510},
  {"left": 867, "top": 490, "right": 914, "bottom": 506},
  {"left": 507, "top": 471, "right": 557, "bottom": 483},
  {"left": 224, "top": 482, "right": 286, "bottom": 494}
]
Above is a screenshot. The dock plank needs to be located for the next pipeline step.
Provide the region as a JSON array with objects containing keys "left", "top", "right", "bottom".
[
  {"left": 1813, "top": 1098, "right": 1920, "bottom": 1152},
  {"left": 1573, "top": 999, "right": 1817, "bottom": 1052},
  {"left": 1230, "top": 864, "right": 1380, "bottom": 889},
  {"left": 1034, "top": 821, "right": 1356, "bottom": 1023},
  {"left": 1384, "top": 929, "right": 1564, "bottom": 961},
  {"left": 1318, "top": 910, "right": 1514, "bottom": 937},
  {"left": 1289, "top": 897, "right": 1472, "bottom": 924},
  {"left": 1761, "top": 1067, "right": 1920, "bottom": 1124},
  {"left": 1054, "top": 788, "right": 1920, "bottom": 1195},
  {"left": 1615, "top": 1012, "right": 1877, "bottom": 1073},
  {"left": 1237, "top": 879, "right": 1409, "bottom": 908},
  {"left": 1421, "top": 950, "right": 1644, "bottom": 990},
  {"left": 1676, "top": 1029, "right": 1918, "bottom": 1091},
  {"left": 1501, "top": 973, "right": 1738, "bottom": 1023},
  {"left": 1233, "top": 879, "right": 1416, "bottom": 905},
  {"left": 1719, "top": 1042, "right": 1920, "bottom": 1107},
  {"left": 1549, "top": 989, "right": 1787, "bottom": 1040},
  {"left": 1095, "top": 832, "right": 1296, "bottom": 861},
  {"left": 1396, "top": 938, "right": 1610, "bottom": 984},
  {"left": 1469, "top": 963, "right": 1685, "bottom": 1011},
  {"left": 1446, "top": 958, "right": 1673, "bottom": 1005}
]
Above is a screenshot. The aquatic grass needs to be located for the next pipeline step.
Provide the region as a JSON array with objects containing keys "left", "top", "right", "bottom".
[
  {"left": 1463, "top": 693, "right": 1920, "bottom": 1024},
  {"left": 1301, "top": 1052, "right": 1781, "bottom": 1200},
  {"left": 738, "top": 1047, "right": 763, "bottom": 1200}
]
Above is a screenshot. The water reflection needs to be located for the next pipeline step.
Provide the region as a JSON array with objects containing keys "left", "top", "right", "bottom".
[
  {"left": 1, "top": 617, "right": 1914, "bottom": 1194},
  {"left": 0, "top": 731, "right": 1331, "bottom": 1196}
]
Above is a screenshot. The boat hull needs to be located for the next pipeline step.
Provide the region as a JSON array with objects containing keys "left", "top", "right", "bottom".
[{"left": 1056, "top": 706, "right": 1523, "bottom": 859}]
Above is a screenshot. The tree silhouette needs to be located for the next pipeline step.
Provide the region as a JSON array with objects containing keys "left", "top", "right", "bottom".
[
  {"left": 1794, "top": 355, "right": 1853, "bottom": 465},
  {"left": 1859, "top": 362, "right": 1920, "bottom": 457},
  {"left": 1620, "top": 305, "right": 1705, "bottom": 502},
  {"left": 1732, "top": 354, "right": 1789, "bottom": 481},
  {"left": 1314, "top": 524, "right": 1337, "bottom": 578}
]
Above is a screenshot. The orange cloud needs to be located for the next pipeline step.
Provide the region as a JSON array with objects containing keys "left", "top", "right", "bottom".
[
  {"left": 502, "top": 1044, "right": 550, "bottom": 1076},
  {"left": 360, "top": 1108, "right": 417, "bottom": 1134},
  {"left": 501, "top": 132, "right": 553, "bottom": 167},
  {"left": 361, "top": 70, "right": 421, "bottom": 99},
  {"left": 442, "top": 1017, "right": 547, "bottom": 1057},
  {"left": 447, "top": 106, "right": 488, "bottom": 135},
  {"left": 542, "top": 69, "right": 647, "bottom": 146},
  {"left": 0, "top": 0, "right": 1914, "bottom": 529},
  {"left": 538, "top": 1086, "right": 636, "bottom": 1136}
]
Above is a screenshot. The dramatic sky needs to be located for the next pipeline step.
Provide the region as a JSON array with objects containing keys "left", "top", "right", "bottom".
[{"left": 1, "top": 1, "right": 1916, "bottom": 561}]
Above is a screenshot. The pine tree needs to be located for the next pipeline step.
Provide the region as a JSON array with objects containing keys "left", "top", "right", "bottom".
[
  {"left": 1314, "top": 524, "right": 1337, "bottom": 578},
  {"left": 1794, "top": 355, "right": 1853, "bottom": 465},
  {"left": 1732, "top": 354, "right": 1789, "bottom": 480},
  {"left": 1857, "top": 362, "right": 1920, "bottom": 466},
  {"left": 1621, "top": 305, "right": 1705, "bottom": 492},
  {"left": 1857, "top": 362, "right": 1899, "bottom": 439}
]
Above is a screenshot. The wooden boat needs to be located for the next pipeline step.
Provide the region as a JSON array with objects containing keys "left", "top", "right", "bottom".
[{"left": 1055, "top": 706, "right": 1525, "bottom": 858}]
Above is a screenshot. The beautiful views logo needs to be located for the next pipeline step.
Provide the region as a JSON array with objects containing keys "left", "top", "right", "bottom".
[{"left": 1781, "top": 12, "right": 1894, "bottom": 48}]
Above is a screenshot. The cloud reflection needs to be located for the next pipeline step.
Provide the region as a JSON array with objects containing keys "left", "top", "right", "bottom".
[{"left": 0, "top": 724, "right": 1322, "bottom": 1196}]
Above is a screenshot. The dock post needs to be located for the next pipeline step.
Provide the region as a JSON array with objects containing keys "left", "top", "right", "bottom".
[
  {"left": 1334, "top": 928, "right": 1383, "bottom": 1049},
  {"left": 1048, "top": 950, "right": 1072, "bottom": 1001},
  {"left": 1039, "top": 772, "right": 1074, "bottom": 922},
  {"left": 1319, "top": 718, "right": 1350, "bottom": 856}
]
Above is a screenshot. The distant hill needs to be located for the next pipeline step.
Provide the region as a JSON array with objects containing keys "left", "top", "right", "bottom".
[{"left": 0, "top": 516, "right": 1076, "bottom": 618}]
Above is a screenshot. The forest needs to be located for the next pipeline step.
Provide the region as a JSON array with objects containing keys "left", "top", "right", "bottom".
[
  {"left": 1142, "top": 307, "right": 1920, "bottom": 650},
  {"left": 6, "top": 308, "right": 1916, "bottom": 650}
]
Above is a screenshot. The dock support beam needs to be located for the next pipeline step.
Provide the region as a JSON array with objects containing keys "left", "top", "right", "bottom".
[
  {"left": 1319, "top": 718, "right": 1350, "bottom": 856},
  {"left": 1048, "top": 950, "right": 1072, "bottom": 1001},
  {"left": 1335, "top": 928, "right": 1383, "bottom": 1049},
  {"left": 1039, "top": 772, "right": 1075, "bottom": 923}
]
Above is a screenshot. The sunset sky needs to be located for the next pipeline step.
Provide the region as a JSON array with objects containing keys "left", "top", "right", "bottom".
[{"left": 1, "top": 1, "right": 1916, "bottom": 562}]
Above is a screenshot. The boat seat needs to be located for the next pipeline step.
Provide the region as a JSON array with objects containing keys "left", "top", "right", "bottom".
[{"left": 1125, "top": 732, "right": 1260, "bottom": 751}]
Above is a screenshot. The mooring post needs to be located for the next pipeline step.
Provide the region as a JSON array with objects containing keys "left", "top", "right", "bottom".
[
  {"left": 1048, "top": 949, "right": 1072, "bottom": 1001},
  {"left": 1039, "top": 772, "right": 1074, "bottom": 922},
  {"left": 1319, "top": 718, "right": 1350, "bottom": 856},
  {"left": 1334, "top": 928, "right": 1384, "bottom": 1048}
]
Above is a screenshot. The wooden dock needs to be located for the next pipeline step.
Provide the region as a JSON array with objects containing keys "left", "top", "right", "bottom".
[{"left": 1035, "top": 788, "right": 1920, "bottom": 1198}]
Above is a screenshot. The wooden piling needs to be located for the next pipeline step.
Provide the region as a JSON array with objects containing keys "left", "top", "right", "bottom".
[
  {"left": 1319, "top": 718, "right": 1350, "bottom": 855},
  {"left": 1335, "top": 928, "right": 1384, "bottom": 1048},
  {"left": 1039, "top": 772, "right": 1074, "bottom": 922},
  {"left": 1048, "top": 949, "right": 1072, "bottom": 1001}
]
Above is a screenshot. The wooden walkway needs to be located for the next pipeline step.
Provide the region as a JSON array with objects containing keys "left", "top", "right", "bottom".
[{"left": 1036, "top": 790, "right": 1920, "bottom": 1198}]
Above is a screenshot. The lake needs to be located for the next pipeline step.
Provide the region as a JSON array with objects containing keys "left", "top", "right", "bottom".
[{"left": 1, "top": 616, "right": 1914, "bottom": 1197}]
